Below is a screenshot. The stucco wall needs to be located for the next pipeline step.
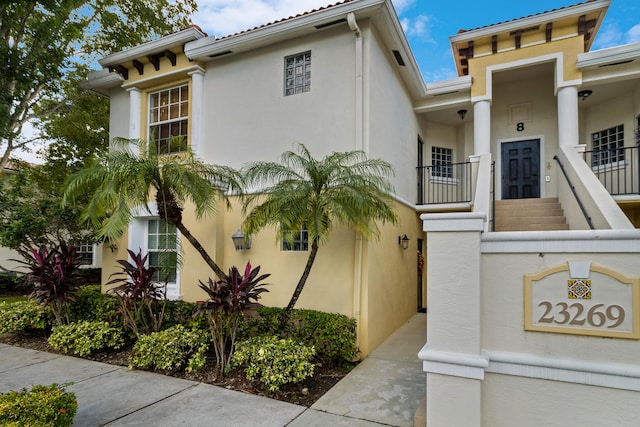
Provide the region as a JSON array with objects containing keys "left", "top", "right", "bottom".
[
  {"left": 199, "top": 26, "right": 357, "bottom": 169},
  {"left": 367, "top": 26, "right": 421, "bottom": 204}
]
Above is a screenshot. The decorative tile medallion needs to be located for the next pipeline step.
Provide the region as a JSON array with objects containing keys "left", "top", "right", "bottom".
[{"left": 568, "top": 279, "right": 591, "bottom": 299}]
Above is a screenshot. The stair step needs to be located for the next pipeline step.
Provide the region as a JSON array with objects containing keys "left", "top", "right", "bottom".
[{"left": 493, "top": 198, "right": 568, "bottom": 231}]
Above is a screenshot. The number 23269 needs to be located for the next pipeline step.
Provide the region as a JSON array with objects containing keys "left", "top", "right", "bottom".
[{"left": 537, "top": 301, "right": 625, "bottom": 328}]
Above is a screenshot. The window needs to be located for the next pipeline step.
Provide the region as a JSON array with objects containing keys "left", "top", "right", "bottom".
[
  {"left": 77, "top": 243, "right": 94, "bottom": 266},
  {"left": 432, "top": 146, "right": 453, "bottom": 178},
  {"left": 284, "top": 52, "right": 311, "bottom": 96},
  {"left": 282, "top": 225, "right": 308, "bottom": 251},
  {"left": 149, "top": 85, "right": 189, "bottom": 155},
  {"left": 147, "top": 220, "right": 177, "bottom": 283},
  {"left": 591, "top": 124, "right": 624, "bottom": 167}
]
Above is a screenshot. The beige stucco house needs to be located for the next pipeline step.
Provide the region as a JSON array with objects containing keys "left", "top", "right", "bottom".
[{"left": 84, "top": 0, "right": 640, "bottom": 398}]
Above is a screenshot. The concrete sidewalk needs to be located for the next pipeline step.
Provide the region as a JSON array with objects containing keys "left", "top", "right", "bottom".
[{"left": 0, "top": 313, "right": 425, "bottom": 426}]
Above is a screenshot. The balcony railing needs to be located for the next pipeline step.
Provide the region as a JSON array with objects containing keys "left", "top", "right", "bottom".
[
  {"left": 417, "top": 161, "right": 473, "bottom": 204},
  {"left": 582, "top": 145, "right": 640, "bottom": 196}
]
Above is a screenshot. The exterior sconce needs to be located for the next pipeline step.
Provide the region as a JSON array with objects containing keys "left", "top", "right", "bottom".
[
  {"left": 398, "top": 234, "right": 410, "bottom": 250},
  {"left": 578, "top": 90, "right": 592, "bottom": 101},
  {"left": 457, "top": 109, "right": 467, "bottom": 120},
  {"left": 232, "top": 229, "right": 251, "bottom": 251}
]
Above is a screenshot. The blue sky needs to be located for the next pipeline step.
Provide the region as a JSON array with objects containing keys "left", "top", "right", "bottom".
[{"left": 194, "top": 0, "right": 640, "bottom": 82}]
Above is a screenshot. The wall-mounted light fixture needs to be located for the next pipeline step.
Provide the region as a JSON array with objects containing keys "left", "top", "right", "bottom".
[
  {"left": 578, "top": 90, "right": 592, "bottom": 101},
  {"left": 232, "top": 229, "right": 251, "bottom": 251},
  {"left": 398, "top": 234, "right": 410, "bottom": 250},
  {"left": 457, "top": 109, "right": 467, "bottom": 120}
]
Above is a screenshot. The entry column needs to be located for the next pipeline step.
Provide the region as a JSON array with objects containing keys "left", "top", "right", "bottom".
[{"left": 419, "top": 212, "right": 487, "bottom": 427}]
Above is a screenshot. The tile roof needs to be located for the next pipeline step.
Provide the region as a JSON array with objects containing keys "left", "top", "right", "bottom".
[
  {"left": 213, "top": 0, "right": 355, "bottom": 41},
  {"left": 456, "top": 0, "right": 595, "bottom": 34}
]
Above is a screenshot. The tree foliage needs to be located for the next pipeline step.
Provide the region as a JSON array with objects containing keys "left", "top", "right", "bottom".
[
  {"left": 0, "top": 0, "right": 197, "bottom": 167},
  {"left": 241, "top": 144, "right": 398, "bottom": 326},
  {"left": 0, "top": 164, "right": 92, "bottom": 252},
  {"left": 63, "top": 137, "right": 243, "bottom": 281}
]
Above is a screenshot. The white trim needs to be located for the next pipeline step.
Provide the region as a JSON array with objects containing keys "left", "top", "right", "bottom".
[
  {"left": 486, "top": 350, "right": 640, "bottom": 392},
  {"left": 425, "top": 76, "right": 472, "bottom": 96},
  {"left": 421, "top": 212, "right": 486, "bottom": 232},
  {"left": 419, "top": 346, "right": 489, "bottom": 380},
  {"left": 481, "top": 229, "right": 640, "bottom": 253},
  {"left": 577, "top": 41, "right": 640, "bottom": 69}
]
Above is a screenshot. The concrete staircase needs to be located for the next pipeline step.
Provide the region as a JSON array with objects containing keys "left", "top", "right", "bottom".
[{"left": 493, "top": 198, "right": 569, "bottom": 231}]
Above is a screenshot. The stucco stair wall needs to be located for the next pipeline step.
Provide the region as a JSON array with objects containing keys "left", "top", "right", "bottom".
[{"left": 494, "top": 198, "right": 569, "bottom": 231}]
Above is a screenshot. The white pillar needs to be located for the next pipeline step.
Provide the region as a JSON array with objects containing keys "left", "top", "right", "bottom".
[
  {"left": 473, "top": 100, "right": 491, "bottom": 155},
  {"left": 557, "top": 85, "right": 579, "bottom": 147},
  {"left": 127, "top": 87, "right": 142, "bottom": 140},
  {"left": 188, "top": 69, "right": 205, "bottom": 159},
  {"left": 419, "top": 212, "right": 487, "bottom": 427}
]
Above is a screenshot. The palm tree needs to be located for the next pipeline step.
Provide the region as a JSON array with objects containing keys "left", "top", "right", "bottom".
[
  {"left": 242, "top": 144, "right": 398, "bottom": 327},
  {"left": 63, "top": 137, "right": 242, "bottom": 281}
]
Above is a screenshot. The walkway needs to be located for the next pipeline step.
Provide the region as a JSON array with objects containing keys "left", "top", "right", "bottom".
[{"left": 0, "top": 313, "right": 426, "bottom": 426}]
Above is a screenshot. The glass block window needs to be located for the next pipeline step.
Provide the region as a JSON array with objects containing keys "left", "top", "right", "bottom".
[
  {"left": 148, "top": 220, "right": 177, "bottom": 283},
  {"left": 284, "top": 52, "right": 311, "bottom": 96},
  {"left": 282, "top": 225, "right": 309, "bottom": 251},
  {"left": 432, "top": 146, "right": 453, "bottom": 178},
  {"left": 592, "top": 124, "right": 624, "bottom": 167},
  {"left": 149, "top": 85, "right": 189, "bottom": 155},
  {"left": 77, "top": 243, "right": 94, "bottom": 266}
]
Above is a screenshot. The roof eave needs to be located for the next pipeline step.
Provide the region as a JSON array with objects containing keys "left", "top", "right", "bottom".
[
  {"left": 99, "top": 27, "right": 206, "bottom": 68},
  {"left": 80, "top": 69, "right": 125, "bottom": 97},
  {"left": 184, "top": 0, "right": 386, "bottom": 60},
  {"left": 577, "top": 41, "right": 640, "bottom": 68},
  {"left": 449, "top": 0, "right": 610, "bottom": 44}
]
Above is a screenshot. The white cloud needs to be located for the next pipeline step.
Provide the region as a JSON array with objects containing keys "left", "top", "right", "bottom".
[
  {"left": 404, "top": 14, "right": 434, "bottom": 42},
  {"left": 195, "top": 0, "right": 334, "bottom": 37},
  {"left": 625, "top": 24, "right": 640, "bottom": 44},
  {"left": 592, "top": 23, "right": 623, "bottom": 49},
  {"left": 391, "top": 0, "right": 415, "bottom": 15}
]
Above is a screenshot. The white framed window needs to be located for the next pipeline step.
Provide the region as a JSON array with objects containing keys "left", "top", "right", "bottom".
[
  {"left": 284, "top": 51, "right": 311, "bottom": 96},
  {"left": 591, "top": 124, "right": 624, "bottom": 167},
  {"left": 147, "top": 219, "right": 178, "bottom": 283},
  {"left": 432, "top": 146, "right": 453, "bottom": 178},
  {"left": 148, "top": 85, "right": 189, "bottom": 155},
  {"left": 282, "top": 225, "right": 308, "bottom": 251},
  {"left": 76, "top": 243, "right": 94, "bottom": 266}
]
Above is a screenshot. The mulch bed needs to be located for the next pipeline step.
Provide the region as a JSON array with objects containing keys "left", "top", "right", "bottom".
[{"left": 0, "top": 327, "right": 354, "bottom": 408}]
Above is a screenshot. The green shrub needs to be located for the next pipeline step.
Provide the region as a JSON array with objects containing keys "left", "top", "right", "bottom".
[
  {"left": 0, "top": 300, "right": 49, "bottom": 334},
  {"left": 69, "top": 285, "right": 119, "bottom": 324},
  {"left": 129, "top": 324, "right": 209, "bottom": 373},
  {"left": 163, "top": 300, "right": 204, "bottom": 330},
  {"left": 48, "top": 321, "right": 125, "bottom": 356},
  {"left": 0, "top": 383, "right": 77, "bottom": 427},
  {"left": 241, "top": 307, "right": 358, "bottom": 363},
  {"left": 231, "top": 335, "right": 316, "bottom": 392}
]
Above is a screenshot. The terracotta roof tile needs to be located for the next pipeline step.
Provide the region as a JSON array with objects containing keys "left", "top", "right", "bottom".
[{"left": 456, "top": 0, "right": 595, "bottom": 34}]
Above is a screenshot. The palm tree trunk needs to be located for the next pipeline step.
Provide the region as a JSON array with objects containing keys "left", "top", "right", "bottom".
[
  {"left": 279, "top": 238, "right": 319, "bottom": 330},
  {"left": 175, "top": 222, "right": 228, "bottom": 281}
]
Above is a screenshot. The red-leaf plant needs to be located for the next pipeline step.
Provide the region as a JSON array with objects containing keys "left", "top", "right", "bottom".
[
  {"left": 195, "top": 261, "right": 270, "bottom": 374},
  {"left": 17, "top": 239, "right": 82, "bottom": 326},
  {"left": 106, "top": 248, "right": 167, "bottom": 337}
]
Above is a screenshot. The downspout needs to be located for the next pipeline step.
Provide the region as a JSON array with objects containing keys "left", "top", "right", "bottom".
[{"left": 348, "top": 11, "right": 364, "bottom": 355}]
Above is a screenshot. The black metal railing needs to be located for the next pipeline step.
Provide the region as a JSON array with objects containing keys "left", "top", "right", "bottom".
[
  {"left": 554, "top": 155, "right": 594, "bottom": 229},
  {"left": 582, "top": 145, "right": 640, "bottom": 196},
  {"left": 417, "top": 161, "right": 473, "bottom": 204}
]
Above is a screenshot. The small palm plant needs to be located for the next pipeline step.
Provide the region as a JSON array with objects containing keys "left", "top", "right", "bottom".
[
  {"left": 106, "top": 248, "right": 167, "bottom": 337},
  {"left": 242, "top": 144, "right": 397, "bottom": 329},
  {"left": 195, "top": 261, "right": 270, "bottom": 374},
  {"left": 17, "top": 238, "right": 82, "bottom": 326}
]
